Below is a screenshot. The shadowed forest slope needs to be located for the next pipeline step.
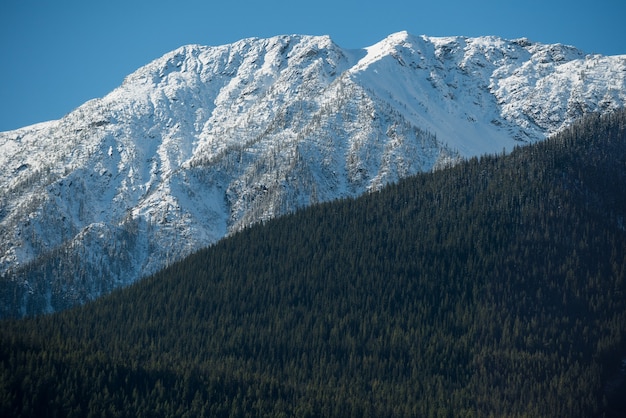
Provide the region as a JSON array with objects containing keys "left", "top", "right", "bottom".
[{"left": 1, "top": 110, "right": 626, "bottom": 417}]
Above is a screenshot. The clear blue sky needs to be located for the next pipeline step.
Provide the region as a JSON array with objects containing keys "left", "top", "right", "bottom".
[{"left": 1, "top": 0, "right": 624, "bottom": 132}]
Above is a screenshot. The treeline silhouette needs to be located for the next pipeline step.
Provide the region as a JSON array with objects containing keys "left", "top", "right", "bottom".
[{"left": 1, "top": 110, "right": 626, "bottom": 417}]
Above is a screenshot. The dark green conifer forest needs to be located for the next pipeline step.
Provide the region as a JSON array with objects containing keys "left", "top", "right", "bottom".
[{"left": 1, "top": 110, "right": 626, "bottom": 417}]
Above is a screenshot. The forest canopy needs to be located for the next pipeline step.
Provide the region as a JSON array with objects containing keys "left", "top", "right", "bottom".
[{"left": 1, "top": 110, "right": 626, "bottom": 417}]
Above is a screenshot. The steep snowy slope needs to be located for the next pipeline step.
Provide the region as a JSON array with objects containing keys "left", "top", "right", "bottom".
[{"left": 1, "top": 32, "right": 625, "bottom": 316}]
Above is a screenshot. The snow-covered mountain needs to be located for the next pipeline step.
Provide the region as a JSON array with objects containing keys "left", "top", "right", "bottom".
[{"left": 1, "top": 31, "right": 625, "bottom": 316}]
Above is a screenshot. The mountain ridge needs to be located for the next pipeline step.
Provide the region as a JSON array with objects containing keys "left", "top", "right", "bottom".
[{"left": 1, "top": 31, "right": 625, "bottom": 316}]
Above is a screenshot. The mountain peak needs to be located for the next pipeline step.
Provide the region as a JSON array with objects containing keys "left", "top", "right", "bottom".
[
  {"left": 1, "top": 32, "right": 625, "bottom": 316},
  {"left": 383, "top": 30, "right": 414, "bottom": 43}
]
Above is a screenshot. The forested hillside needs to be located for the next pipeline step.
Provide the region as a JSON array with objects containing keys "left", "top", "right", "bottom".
[{"left": 1, "top": 110, "right": 626, "bottom": 417}]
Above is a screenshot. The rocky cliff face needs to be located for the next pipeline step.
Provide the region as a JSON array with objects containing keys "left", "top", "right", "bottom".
[{"left": 1, "top": 31, "right": 625, "bottom": 316}]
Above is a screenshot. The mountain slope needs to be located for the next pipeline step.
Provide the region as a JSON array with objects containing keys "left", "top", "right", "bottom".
[
  {"left": 1, "top": 32, "right": 625, "bottom": 316},
  {"left": 2, "top": 110, "right": 626, "bottom": 417}
]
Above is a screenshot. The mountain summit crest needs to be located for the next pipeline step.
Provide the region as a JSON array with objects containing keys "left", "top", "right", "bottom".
[{"left": 1, "top": 32, "right": 625, "bottom": 316}]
